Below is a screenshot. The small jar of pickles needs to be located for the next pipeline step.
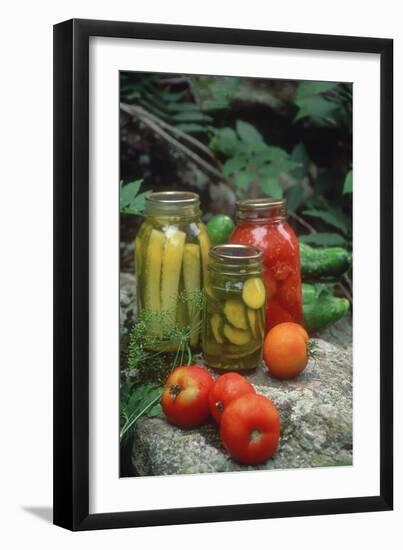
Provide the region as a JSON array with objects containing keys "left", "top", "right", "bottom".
[
  {"left": 135, "top": 191, "right": 210, "bottom": 350},
  {"left": 202, "top": 244, "right": 266, "bottom": 371}
]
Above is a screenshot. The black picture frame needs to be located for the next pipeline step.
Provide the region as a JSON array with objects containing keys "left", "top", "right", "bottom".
[{"left": 53, "top": 18, "right": 393, "bottom": 531}]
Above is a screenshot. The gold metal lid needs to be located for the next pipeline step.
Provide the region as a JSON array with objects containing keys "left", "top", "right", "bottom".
[
  {"left": 145, "top": 191, "right": 200, "bottom": 206},
  {"left": 210, "top": 244, "right": 263, "bottom": 262},
  {"left": 235, "top": 197, "right": 286, "bottom": 221}
]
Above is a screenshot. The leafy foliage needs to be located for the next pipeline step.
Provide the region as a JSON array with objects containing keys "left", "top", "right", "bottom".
[
  {"left": 127, "top": 289, "right": 205, "bottom": 382},
  {"left": 120, "top": 383, "right": 163, "bottom": 440},
  {"left": 120, "top": 179, "right": 150, "bottom": 215},
  {"left": 121, "top": 73, "right": 239, "bottom": 133},
  {"left": 343, "top": 170, "right": 352, "bottom": 194},
  {"left": 189, "top": 75, "right": 240, "bottom": 110},
  {"left": 302, "top": 207, "right": 351, "bottom": 236},
  {"left": 119, "top": 290, "right": 205, "bottom": 440},
  {"left": 120, "top": 72, "right": 353, "bottom": 250},
  {"left": 293, "top": 81, "right": 352, "bottom": 128},
  {"left": 210, "top": 120, "right": 301, "bottom": 198},
  {"left": 299, "top": 232, "right": 346, "bottom": 246}
]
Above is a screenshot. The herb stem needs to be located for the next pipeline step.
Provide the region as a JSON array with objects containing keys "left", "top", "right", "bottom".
[{"left": 120, "top": 390, "right": 163, "bottom": 440}]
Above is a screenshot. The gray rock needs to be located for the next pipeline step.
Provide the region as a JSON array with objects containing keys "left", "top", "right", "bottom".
[
  {"left": 121, "top": 271, "right": 353, "bottom": 475},
  {"left": 120, "top": 272, "right": 136, "bottom": 338},
  {"left": 132, "top": 338, "right": 352, "bottom": 475}
]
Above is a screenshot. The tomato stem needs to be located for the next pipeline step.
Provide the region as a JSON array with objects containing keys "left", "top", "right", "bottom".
[{"left": 169, "top": 383, "right": 182, "bottom": 399}]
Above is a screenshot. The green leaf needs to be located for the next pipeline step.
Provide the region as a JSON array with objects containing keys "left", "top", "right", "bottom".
[
  {"left": 294, "top": 97, "right": 338, "bottom": 123},
  {"left": 260, "top": 159, "right": 301, "bottom": 178},
  {"left": 259, "top": 177, "right": 283, "bottom": 199},
  {"left": 302, "top": 208, "right": 350, "bottom": 235},
  {"left": 286, "top": 185, "right": 305, "bottom": 212},
  {"left": 209, "top": 127, "right": 239, "bottom": 155},
  {"left": 296, "top": 81, "right": 339, "bottom": 100},
  {"left": 120, "top": 180, "right": 149, "bottom": 215},
  {"left": 290, "top": 142, "right": 310, "bottom": 179},
  {"left": 343, "top": 170, "right": 353, "bottom": 194},
  {"left": 236, "top": 120, "right": 263, "bottom": 143},
  {"left": 120, "top": 383, "right": 163, "bottom": 439},
  {"left": 120, "top": 180, "right": 141, "bottom": 206},
  {"left": 234, "top": 171, "right": 255, "bottom": 190},
  {"left": 166, "top": 102, "right": 202, "bottom": 113},
  {"left": 299, "top": 232, "right": 346, "bottom": 246},
  {"left": 147, "top": 403, "right": 163, "bottom": 417},
  {"left": 262, "top": 146, "right": 289, "bottom": 162},
  {"left": 223, "top": 156, "right": 246, "bottom": 177},
  {"left": 172, "top": 111, "right": 213, "bottom": 123}
]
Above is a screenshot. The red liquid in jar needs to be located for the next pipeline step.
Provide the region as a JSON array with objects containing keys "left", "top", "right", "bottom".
[{"left": 230, "top": 220, "right": 303, "bottom": 331}]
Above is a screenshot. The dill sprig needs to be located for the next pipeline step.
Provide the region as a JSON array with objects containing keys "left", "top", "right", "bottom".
[{"left": 120, "top": 290, "right": 205, "bottom": 440}]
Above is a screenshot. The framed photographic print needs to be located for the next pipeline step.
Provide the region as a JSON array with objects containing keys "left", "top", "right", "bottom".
[{"left": 53, "top": 19, "right": 393, "bottom": 531}]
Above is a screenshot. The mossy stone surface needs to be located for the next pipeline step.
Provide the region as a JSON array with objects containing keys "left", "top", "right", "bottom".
[{"left": 120, "top": 272, "right": 352, "bottom": 475}]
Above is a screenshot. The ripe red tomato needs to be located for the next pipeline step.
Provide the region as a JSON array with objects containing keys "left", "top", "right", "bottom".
[
  {"left": 220, "top": 394, "right": 281, "bottom": 465},
  {"left": 263, "top": 322, "right": 308, "bottom": 379},
  {"left": 208, "top": 372, "right": 255, "bottom": 424},
  {"left": 161, "top": 365, "right": 214, "bottom": 428}
]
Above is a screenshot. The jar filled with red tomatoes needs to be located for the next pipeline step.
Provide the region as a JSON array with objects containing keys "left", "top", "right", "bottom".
[{"left": 230, "top": 198, "right": 303, "bottom": 331}]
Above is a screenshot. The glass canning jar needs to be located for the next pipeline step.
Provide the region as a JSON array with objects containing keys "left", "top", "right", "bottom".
[
  {"left": 135, "top": 191, "right": 210, "bottom": 351},
  {"left": 202, "top": 244, "right": 266, "bottom": 371},
  {"left": 230, "top": 198, "right": 303, "bottom": 331}
]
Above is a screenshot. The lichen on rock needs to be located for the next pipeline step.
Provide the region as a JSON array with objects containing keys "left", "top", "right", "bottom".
[{"left": 120, "top": 271, "right": 353, "bottom": 476}]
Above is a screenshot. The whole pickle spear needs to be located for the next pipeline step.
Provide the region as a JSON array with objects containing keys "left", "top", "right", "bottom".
[
  {"left": 144, "top": 229, "right": 164, "bottom": 312},
  {"left": 183, "top": 243, "right": 201, "bottom": 346},
  {"left": 197, "top": 225, "right": 211, "bottom": 284},
  {"left": 161, "top": 228, "right": 186, "bottom": 330}
]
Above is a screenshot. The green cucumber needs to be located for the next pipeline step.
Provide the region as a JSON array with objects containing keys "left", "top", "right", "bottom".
[
  {"left": 299, "top": 242, "right": 351, "bottom": 281},
  {"left": 302, "top": 283, "right": 350, "bottom": 331}
]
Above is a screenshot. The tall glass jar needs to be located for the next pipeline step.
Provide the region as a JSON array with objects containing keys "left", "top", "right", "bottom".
[
  {"left": 135, "top": 191, "right": 210, "bottom": 351},
  {"left": 202, "top": 244, "right": 266, "bottom": 371},
  {"left": 230, "top": 198, "right": 303, "bottom": 331}
]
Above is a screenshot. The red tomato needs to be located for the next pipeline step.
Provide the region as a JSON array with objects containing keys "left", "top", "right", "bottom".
[
  {"left": 220, "top": 394, "right": 281, "bottom": 465},
  {"left": 209, "top": 373, "right": 255, "bottom": 424},
  {"left": 161, "top": 365, "right": 214, "bottom": 428}
]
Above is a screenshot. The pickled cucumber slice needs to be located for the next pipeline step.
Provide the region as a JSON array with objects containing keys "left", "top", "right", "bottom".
[
  {"left": 183, "top": 243, "right": 201, "bottom": 346},
  {"left": 210, "top": 313, "right": 224, "bottom": 344},
  {"left": 247, "top": 308, "right": 257, "bottom": 338},
  {"left": 224, "top": 299, "right": 248, "bottom": 330},
  {"left": 223, "top": 324, "right": 251, "bottom": 346},
  {"left": 144, "top": 229, "right": 164, "bottom": 312},
  {"left": 242, "top": 277, "right": 266, "bottom": 309},
  {"left": 161, "top": 228, "right": 186, "bottom": 328},
  {"left": 198, "top": 226, "right": 211, "bottom": 284}
]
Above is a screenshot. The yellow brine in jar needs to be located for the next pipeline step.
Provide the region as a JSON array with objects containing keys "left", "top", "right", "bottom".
[
  {"left": 135, "top": 191, "right": 210, "bottom": 351},
  {"left": 202, "top": 244, "right": 266, "bottom": 371}
]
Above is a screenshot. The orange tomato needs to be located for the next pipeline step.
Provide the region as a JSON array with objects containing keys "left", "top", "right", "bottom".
[{"left": 263, "top": 322, "right": 308, "bottom": 379}]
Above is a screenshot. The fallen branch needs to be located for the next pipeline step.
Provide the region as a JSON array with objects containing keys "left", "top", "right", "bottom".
[{"left": 121, "top": 103, "right": 224, "bottom": 180}]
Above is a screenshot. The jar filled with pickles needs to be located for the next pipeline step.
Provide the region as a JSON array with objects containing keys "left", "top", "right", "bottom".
[
  {"left": 202, "top": 244, "right": 266, "bottom": 371},
  {"left": 135, "top": 191, "right": 210, "bottom": 351}
]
